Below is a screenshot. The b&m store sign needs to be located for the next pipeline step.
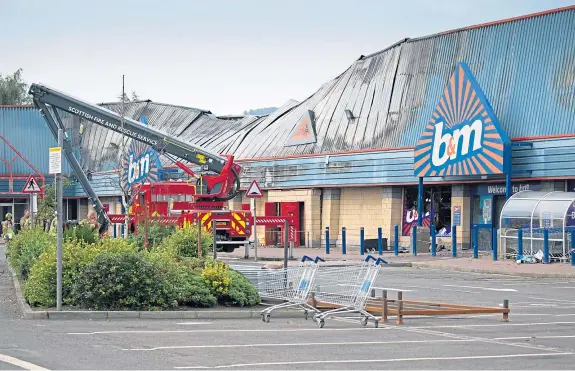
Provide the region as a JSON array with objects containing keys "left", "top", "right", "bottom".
[
  {"left": 120, "top": 116, "right": 163, "bottom": 191},
  {"left": 414, "top": 62, "right": 510, "bottom": 178}
]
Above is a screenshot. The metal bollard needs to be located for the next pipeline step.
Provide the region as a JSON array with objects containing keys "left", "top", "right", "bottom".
[
  {"left": 412, "top": 225, "right": 417, "bottom": 256},
  {"left": 517, "top": 228, "right": 523, "bottom": 258},
  {"left": 342, "top": 227, "right": 347, "bottom": 255},
  {"left": 360, "top": 227, "right": 365, "bottom": 255},
  {"left": 325, "top": 227, "right": 330, "bottom": 255},
  {"left": 502, "top": 299, "right": 509, "bottom": 322},
  {"left": 394, "top": 225, "right": 399, "bottom": 256},
  {"left": 543, "top": 228, "right": 549, "bottom": 264},
  {"left": 431, "top": 225, "right": 436, "bottom": 257},
  {"left": 452, "top": 225, "right": 457, "bottom": 258},
  {"left": 571, "top": 230, "right": 575, "bottom": 267},
  {"left": 381, "top": 290, "right": 388, "bottom": 324},
  {"left": 396, "top": 291, "right": 404, "bottom": 325},
  {"left": 492, "top": 228, "right": 498, "bottom": 261},
  {"left": 473, "top": 225, "right": 478, "bottom": 259},
  {"left": 378, "top": 227, "right": 383, "bottom": 256}
]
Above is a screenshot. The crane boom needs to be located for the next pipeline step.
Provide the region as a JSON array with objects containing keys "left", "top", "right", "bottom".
[{"left": 29, "top": 83, "right": 242, "bottom": 234}]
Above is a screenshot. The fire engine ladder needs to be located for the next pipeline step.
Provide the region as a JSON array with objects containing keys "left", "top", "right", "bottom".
[{"left": 29, "top": 83, "right": 241, "bottom": 234}]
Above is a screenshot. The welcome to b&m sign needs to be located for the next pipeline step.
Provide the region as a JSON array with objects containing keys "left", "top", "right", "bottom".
[{"left": 414, "top": 62, "right": 510, "bottom": 177}]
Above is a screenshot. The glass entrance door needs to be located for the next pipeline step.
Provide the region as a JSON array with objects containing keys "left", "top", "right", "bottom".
[{"left": 472, "top": 195, "right": 493, "bottom": 250}]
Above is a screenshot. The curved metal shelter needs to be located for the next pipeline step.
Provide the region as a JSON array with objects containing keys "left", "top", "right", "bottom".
[{"left": 499, "top": 190, "right": 575, "bottom": 262}]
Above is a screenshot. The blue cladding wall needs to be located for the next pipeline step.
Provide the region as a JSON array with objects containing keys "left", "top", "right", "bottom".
[{"left": 0, "top": 107, "right": 72, "bottom": 174}]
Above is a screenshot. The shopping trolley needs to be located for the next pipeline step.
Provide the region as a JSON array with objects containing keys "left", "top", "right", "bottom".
[
  {"left": 312, "top": 255, "right": 385, "bottom": 328},
  {"left": 257, "top": 255, "right": 324, "bottom": 322}
]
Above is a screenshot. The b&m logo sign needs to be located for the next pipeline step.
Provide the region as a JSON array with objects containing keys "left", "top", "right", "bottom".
[
  {"left": 414, "top": 62, "right": 509, "bottom": 177},
  {"left": 120, "top": 116, "right": 163, "bottom": 191}
]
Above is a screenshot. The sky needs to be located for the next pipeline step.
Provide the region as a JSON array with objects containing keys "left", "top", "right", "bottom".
[{"left": 1, "top": 0, "right": 574, "bottom": 115}]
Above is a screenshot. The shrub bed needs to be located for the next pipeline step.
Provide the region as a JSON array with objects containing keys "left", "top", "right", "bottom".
[{"left": 8, "top": 227, "right": 260, "bottom": 311}]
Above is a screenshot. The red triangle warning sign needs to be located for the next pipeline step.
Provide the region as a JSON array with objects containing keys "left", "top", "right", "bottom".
[
  {"left": 245, "top": 180, "right": 263, "bottom": 198},
  {"left": 22, "top": 175, "right": 41, "bottom": 193},
  {"left": 285, "top": 110, "right": 317, "bottom": 147}
]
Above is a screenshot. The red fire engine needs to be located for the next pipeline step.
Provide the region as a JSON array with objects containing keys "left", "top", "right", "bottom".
[{"left": 108, "top": 181, "right": 251, "bottom": 251}]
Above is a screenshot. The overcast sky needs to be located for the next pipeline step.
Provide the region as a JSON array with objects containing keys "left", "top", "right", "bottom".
[{"left": 1, "top": 0, "right": 573, "bottom": 115}]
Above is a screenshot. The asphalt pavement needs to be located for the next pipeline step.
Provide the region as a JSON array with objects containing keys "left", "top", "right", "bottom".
[{"left": 2, "top": 245, "right": 575, "bottom": 369}]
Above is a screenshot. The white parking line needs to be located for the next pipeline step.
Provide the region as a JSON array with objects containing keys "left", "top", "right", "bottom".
[
  {"left": 173, "top": 352, "right": 575, "bottom": 369},
  {"left": 176, "top": 322, "right": 213, "bottom": 325},
  {"left": 443, "top": 284, "right": 518, "bottom": 292},
  {"left": 0, "top": 354, "right": 50, "bottom": 371},
  {"left": 336, "top": 284, "right": 414, "bottom": 292},
  {"left": 67, "top": 320, "right": 575, "bottom": 335},
  {"left": 125, "top": 339, "right": 477, "bottom": 351},
  {"left": 67, "top": 327, "right": 383, "bottom": 335}
]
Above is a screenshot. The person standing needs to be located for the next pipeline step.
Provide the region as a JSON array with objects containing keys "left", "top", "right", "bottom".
[
  {"left": 2, "top": 213, "right": 14, "bottom": 242},
  {"left": 20, "top": 209, "right": 31, "bottom": 231}
]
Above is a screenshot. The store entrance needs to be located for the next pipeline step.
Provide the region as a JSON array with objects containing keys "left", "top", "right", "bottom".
[{"left": 471, "top": 194, "right": 507, "bottom": 250}]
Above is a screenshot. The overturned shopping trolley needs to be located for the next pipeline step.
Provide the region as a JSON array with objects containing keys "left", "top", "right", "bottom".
[
  {"left": 256, "top": 255, "right": 324, "bottom": 322},
  {"left": 312, "top": 255, "right": 386, "bottom": 328}
]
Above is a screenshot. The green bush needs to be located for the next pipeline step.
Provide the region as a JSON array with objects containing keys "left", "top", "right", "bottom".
[
  {"left": 223, "top": 270, "right": 261, "bottom": 307},
  {"left": 155, "top": 261, "right": 216, "bottom": 307},
  {"left": 200, "top": 259, "right": 260, "bottom": 307},
  {"left": 71, "top": 252, "right": 175, "bottom": 310},
  {"left": 201, "top": 259, "right": 231, "bottom": 296},
  {"left": 24, "top": 237, "right": 137, "bottom": 307},
  {"left": 64, "top": 224, "right": 97, "bottom": 244},
  {"left": 153, "top": 227, "right": 212, "bottom": 260},
  {"left": 127, "top": 221, "right": 176, "bottom": 250},
  {"left": 7, "top": 228, "right": 55, "bottom": 280}
]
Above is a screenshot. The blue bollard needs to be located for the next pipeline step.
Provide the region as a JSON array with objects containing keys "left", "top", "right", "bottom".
[
  {"left": 473, "top": 225, "right": 478, "bottom": 259},
  {"left": 342, "top": 227, "right": 347, "bottom": 255},
  {"left": 325, "top": 227, "right": 330, "bottom": 254},
  {"left": 378, "top": 227, "right": 383, "bottom": 256},
  {"left": 571, "top": 230, "right": 575, "bottom": 267},
  {"left": 360, "top": 227, "right": 365, "bottom": 255},
  {"left": 394, "top": 225, "right": 399, "bottom": 256},
  {"left": 412, "top": 225, "right": 417, "bottom": 256},
  {"left": 452, "top": 225, "right": 457, "bottom": 258},
  {"left": 543, "top": 228, "right": 549, "bottom": 264},
  {"left": 517, "top": 228, "right": 523, "bottom": 259},
  {"left": 431, "top": 225, "right": 436, "bottom": 257},
  {"left": 492, "top": 228, "right": 498, "bottom": 261},
  {"left": 113, "top": 225, "right": 117, "bottom": 238}
]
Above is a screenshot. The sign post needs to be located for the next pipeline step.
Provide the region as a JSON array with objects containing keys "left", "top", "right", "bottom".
[
  {"left": 245, "top": 180, "right": 264, "bottom": 261},
  {"left": 22, "top": 175, "right": 41, "bottom": 228},
  {"left": 50, "top": 134, "right": 63, "bottom": 311}
]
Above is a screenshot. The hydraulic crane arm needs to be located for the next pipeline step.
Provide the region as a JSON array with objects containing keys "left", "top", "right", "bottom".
[{"left": 29, "top": 83, "right": 243, "bottom": 234}]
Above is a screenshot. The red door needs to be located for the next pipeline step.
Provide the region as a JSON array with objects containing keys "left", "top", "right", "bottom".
[
  {"left": 264, "top": 202, "right": 279, "bottom": 246},
  {"left": 281, "top": 202, "right": 300, "bottom": 246}
]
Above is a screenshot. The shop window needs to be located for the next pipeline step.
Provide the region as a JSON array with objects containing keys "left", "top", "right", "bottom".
[{"left": 403, "top": 185, "right": 452, "bottom": 236}]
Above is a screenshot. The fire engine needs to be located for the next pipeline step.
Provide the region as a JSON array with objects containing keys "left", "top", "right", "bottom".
[
  {"left": 108, "top": 181, "right": 252, "bottom": 251},
  {"left": 29, "top": 83, "right": 252, "bottom": 251}
]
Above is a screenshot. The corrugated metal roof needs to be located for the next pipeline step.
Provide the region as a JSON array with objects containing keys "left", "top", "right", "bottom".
[{"left": 225, "top": 6, "right": 575, "bottom": 159}]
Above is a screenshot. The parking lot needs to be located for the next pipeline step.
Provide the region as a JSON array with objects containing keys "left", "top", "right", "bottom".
[{"left": 2, "top": 267, "right": 575, "bottom": 370}]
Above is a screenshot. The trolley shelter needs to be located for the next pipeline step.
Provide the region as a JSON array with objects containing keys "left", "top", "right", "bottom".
[{"left": 499, "top": 190, "right": 575, "bottom": 262}]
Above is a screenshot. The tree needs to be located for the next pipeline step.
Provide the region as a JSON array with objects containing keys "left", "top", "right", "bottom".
[{"left": 0, "top": 68, "right": 32, "bottom": 105}]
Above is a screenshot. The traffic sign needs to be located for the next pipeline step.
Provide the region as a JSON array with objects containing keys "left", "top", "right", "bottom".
[
  {"left": 245, "top": 180, "right": 263, "bottom": 198},
  {"left": 22, "top": 175, "right": 41, "bottom": 193}
]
